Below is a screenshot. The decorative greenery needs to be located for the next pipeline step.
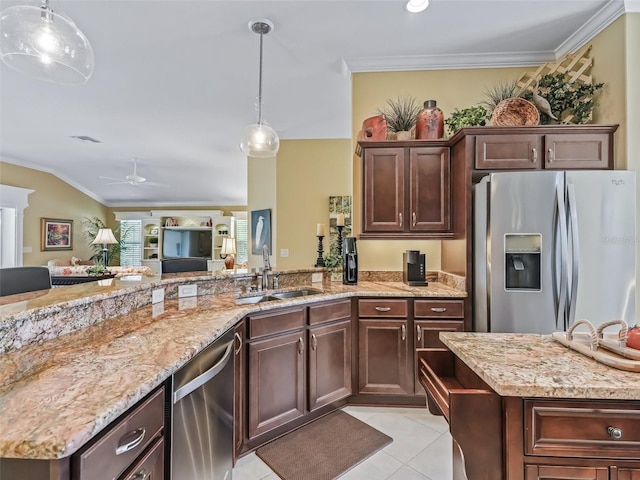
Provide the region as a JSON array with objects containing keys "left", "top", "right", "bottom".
[
  {"left": 85, "top": 263, "right": 110, "bottom": 276},
  {"left": 81, "top": 217, "right": 128, "bottom": 266},
  {"left": 323, "top": 251, "right": 343, "bottom": 274},
  {"left": 521, "top": 72, "right": 604, "bottom": 124},
  {"left": 480, "top": 79, "right": 520, "bottom": 114},
  {"left": 377, "top": 96, "right": 421, "bottom": 133},
  {"left": 148, "top": 236, "right": 158, "bottom": 244},
  {"left": 444, "top": 105, "right": 489, "bottom": 136}
]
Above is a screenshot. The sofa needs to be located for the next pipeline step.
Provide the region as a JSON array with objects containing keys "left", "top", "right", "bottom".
[{"left": 46, "top": 258, "right": 155, "bottom": 283}]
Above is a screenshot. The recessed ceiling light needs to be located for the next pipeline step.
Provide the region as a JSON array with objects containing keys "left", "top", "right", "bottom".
[
  {"left": 406, "top": 0, "right": 429, "bottom": 13},
  {"left": 70, "top": 135, "right": 101, "bottom": 143}
]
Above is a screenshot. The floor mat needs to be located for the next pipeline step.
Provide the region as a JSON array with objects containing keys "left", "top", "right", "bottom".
[{"left": 256, "top": 409, "right": 392, "bottom": 480}]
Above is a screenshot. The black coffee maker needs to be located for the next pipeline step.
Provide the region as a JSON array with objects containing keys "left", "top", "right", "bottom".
[
  {"left": 403, "top": 250, "right": 428, "bottom": 286},
  {"left": 342, "top": 237, "right": 358, "bottom": 285}
]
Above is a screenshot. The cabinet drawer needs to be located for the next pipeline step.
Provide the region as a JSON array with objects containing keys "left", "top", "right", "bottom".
[
  {"left": 358, "top": 299, "right": 408, "bottom": 318},
  {"left": 414, "top": 299, "right": 464, "bottom": 318},
  {"left": 248, "top": 307, "right": 305, "bottom": 339},
  {"left": 75, "top": 387, "right": 164, "bottom": 480},
  {"left": 525, "top": 399, "right": 640, "bottom": 459},
  {"left": 308, "top": 299, "right": 351, "bottom": 326}
]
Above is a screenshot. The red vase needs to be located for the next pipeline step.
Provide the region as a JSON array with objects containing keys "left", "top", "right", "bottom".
[{"left": 415, "top": 100, "right": 444, "bottom": 139}]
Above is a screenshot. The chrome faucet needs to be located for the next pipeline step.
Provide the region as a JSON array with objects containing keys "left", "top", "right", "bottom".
[{"left": 261, "top": 244, "right": 271, "bottom": 290}]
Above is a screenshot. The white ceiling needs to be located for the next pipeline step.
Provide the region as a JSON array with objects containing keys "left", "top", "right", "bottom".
[{"left": 0, "top": 0, "right": 636, "bottom": 207}]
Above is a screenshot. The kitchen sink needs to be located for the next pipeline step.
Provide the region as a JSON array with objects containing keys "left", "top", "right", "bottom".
[{"left": 235, "top": 288, "right": 323, "bottom": 305}]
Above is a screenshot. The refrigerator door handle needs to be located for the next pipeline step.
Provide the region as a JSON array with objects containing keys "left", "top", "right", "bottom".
[
  {"left": 555, "top": 183, "right": 569, "bottom": 331},
  {"left": 567, "top": 183, "right": 580, "bottom": 328}
]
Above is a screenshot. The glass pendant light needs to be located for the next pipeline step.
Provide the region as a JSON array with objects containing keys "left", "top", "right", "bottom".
[
  {"left": 239, "top": 19, "right": 280, "bottom": 158},
  {"left": 0, "top": 0, "right": 94, "bottom": 85}
]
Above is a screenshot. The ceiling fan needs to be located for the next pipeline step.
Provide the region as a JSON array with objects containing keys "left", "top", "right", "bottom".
[{"left": 100, "top": 159, "right": 155, "bottom": 186}]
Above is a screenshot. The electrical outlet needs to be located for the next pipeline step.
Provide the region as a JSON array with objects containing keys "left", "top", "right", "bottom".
[
  {"left": 280, "top": 248, "right": 289, "bottom": 257},
  {"left": 152, "top": 288, "right": 164, "bottom": 304},
  {"left": 152, "top": 302, "right": 165, "bottom": 318},
  {"left": 311, "top": 272, "right": 323, "bottom": 283},
  {"left": 178, "top": 284, "right": 197, "bottom": 298}
]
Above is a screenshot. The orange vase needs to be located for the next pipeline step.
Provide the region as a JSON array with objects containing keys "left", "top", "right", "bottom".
[{"left": 415, "top": 100, "right": 444, "bottom": 139}]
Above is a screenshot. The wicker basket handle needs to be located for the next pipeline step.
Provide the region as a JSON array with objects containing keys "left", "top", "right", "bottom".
[
  {"left": 596, "top": 319, "right": 628, "bottom": 344},
  {"left": 567, "top": 319, "right": 598, "bottom": 351}
]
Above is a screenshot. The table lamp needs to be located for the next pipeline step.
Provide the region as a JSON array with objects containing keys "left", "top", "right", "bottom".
[
  {"left": 221, "top": 237, "right": 236, "bottom": 270},
  {"left": 92, "top": 228, "right": 118, "bottom": 266}
]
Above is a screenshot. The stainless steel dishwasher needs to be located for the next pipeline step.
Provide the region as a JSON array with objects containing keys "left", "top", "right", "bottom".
[{"left": 170, "top": 327, "right": 234, "bottom": 480}]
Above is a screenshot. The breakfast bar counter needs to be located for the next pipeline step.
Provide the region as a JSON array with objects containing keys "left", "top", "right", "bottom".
[{"left": 0, "top": 271, "right": 465, "bottom": 462}]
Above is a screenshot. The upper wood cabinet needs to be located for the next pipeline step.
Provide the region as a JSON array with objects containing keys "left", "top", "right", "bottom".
[
  {"left": 471, "top": 125, "right": 617, "bottom": 171},
  {"left": 361, "top": 142, "right": 452, "bottom": 238}
]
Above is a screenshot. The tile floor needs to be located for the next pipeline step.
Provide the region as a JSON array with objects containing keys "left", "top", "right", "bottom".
[{"left": 233, "top": 405, "right": 453, "bottom": 480}]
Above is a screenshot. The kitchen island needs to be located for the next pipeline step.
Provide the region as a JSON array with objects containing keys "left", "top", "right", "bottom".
[
  {"left": 0, "top": 269, "right": 466, "bottom": 479},
  {"left": 418, "top": 332, "right": 640, "bottom": 480}
]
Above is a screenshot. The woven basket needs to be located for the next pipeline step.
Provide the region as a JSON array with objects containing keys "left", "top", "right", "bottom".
[{"left": 491, "top": 98, "right": 540, "bottom": 126}]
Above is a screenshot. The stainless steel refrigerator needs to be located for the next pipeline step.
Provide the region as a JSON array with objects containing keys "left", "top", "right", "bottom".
[{"left": 474, "top": 170, "right": 636, "bottom": 334}]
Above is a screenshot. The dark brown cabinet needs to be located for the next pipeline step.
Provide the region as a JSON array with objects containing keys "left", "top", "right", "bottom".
[
  {"left": 119, "top": 438, "right": 164, "bottom": 480},
  {"left": 525, "top": 465, "right": 608, "bottom": 480},
  {"left": 413, "top": 299, "right": 464, "bottom": 394},
  {"left": 246, "top": 307, "right": 306, "bottom": 440},
  {"left": 473, "top": 126, "right": 616, "bottom": 171},
  {"left": 308, "top": 299, "right": 352, "bottom": 411},
  {"left": 361, "top": 143, "right": 452, "bottom": 238},
  {"left": 358, "top": 299, "right": 412, "bottom": 395}
]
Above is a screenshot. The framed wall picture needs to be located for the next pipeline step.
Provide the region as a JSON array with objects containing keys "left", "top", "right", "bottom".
[
  {"left": 251, "top": 209, "right": 271, "bottom": 255},
  {"left": 41, "top": 218, "right": 73, "bottom": 251}
]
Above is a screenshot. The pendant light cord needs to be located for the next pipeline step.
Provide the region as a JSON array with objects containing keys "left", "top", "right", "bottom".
[{"left": 257, "top": 30, "right": 263, "bottom": 125}]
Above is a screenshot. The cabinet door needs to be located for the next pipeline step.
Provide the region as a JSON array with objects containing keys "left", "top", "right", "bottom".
[
  {"left": 233, "top": 321, "right": 246, "bottom": 460},
  {"left": 409, "top": 147, "right": 451, "bottom": 232},
  {"left": 614, "top": 467, "right": 640, "bottom": 480},
  {"left": 475, "top": 134, "right": 542, "bottom": 169},
  {"left": 247, "top": 330, "right": 305, "bottom": 439},
  {"left": 308, "top": 319, "right": 352, "bottom": 411},
  {"left": 414, "top": 320, "right": 463, "bottom": 394},
  {"left": 525, "top": 465, "right": 608, "bottom": 480},
  {"left": 544, "top": 133, "right": 612, "bottom": 169},
  {"left": 358, "top": 319, "right": 412, "bottom": 395},
  {"left": 363, "top": 147, "right": 405, "bottom": 232},
  {"left": 119, "top": 438, "right": 164, "bottom": 480}
]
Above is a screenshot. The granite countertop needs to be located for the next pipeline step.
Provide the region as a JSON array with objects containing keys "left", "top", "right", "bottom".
[
  {"left": 0, "top": 277, "right": 465, "bottom": 460},
  {"left": 440, "top": 332, "right": 640, "bottom": 400}
]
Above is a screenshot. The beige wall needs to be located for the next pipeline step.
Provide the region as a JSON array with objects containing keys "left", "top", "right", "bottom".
[
  {"left": 590, "top": 16, "right": 627, "bottom": 169},
  {"left": 276, "top": 139, "right": 352, "bottom": 269},
  {"left": 0, "top": 161, "right": 108, "bottom": 265},
  {"left": 247, "top": 156, "right": 277, "bottom": 269},
  {"left": 351, "top": 66, "right": 529, "bottom": 271}
]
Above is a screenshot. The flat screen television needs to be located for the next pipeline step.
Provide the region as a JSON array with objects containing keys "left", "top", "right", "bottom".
[{"left": 162, "top": 229, "right": 212, "bottom": 259}]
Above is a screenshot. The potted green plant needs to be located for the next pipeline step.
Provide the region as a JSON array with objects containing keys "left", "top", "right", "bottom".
[
  {"left": 444, "top": 105, "right": 489, "bottom": 136},
  {"left": 377, "top": 96, "right": 421, "bottom": 140},
  {"left": 82, "top": 217, "right": 130, "bottom": 266}
]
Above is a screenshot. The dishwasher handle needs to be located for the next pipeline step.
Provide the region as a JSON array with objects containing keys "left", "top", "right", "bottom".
[{"left": 173, "top": 340, "right": 234, "bottom": 404}]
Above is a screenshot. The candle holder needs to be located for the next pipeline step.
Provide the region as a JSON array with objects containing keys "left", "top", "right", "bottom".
[
  {"left": 314, "top": 235, "right": 326, "bottom": 267},
  {"left": 336, "top": 225, "right": 344, "bottom": 256}
]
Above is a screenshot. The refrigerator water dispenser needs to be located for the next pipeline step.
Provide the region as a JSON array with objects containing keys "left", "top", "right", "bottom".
[{"left": 504, "top": 234, "right": 541, "bottom": 291}]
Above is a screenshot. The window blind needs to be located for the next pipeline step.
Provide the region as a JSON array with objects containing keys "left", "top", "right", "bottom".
[
  {"left": 236, "top": 218, "right": 248, "bottom": 266},
  {"left": 120, "top": 220, "right": 142, "bottom": 266}
]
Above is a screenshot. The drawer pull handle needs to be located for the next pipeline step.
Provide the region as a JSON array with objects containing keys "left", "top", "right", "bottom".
[
  {"left": 375, "top": 307, "right": 391, "bottom": 312},
  {"left": 412, "top": 212, "right": 417, "bottom": 226},
  {"left": 298, "top": 337, "right": 304, "bottom": 354},
  {"left": 311, "top": 334, "right": 318, "bottom": 350},
  {"left": 130, "top": 470, "right": 149, "bottom": 480},
  {"left": 416, "top": 325, "right": 422, "bottom": 342},
  {"left": 431, "top": 307, "right": 447, "bottom": 313},
  {"left": 608, "top": 426, "right": 623, "bottom": 440},
  {"left": 401, "top": 324, "right": 406, "bottom": 341},
  {"left": 532, "top": 148, "right": 537, "bottom": 163},
  {"left": 548, "top": 148, "right": 555, "bottom": 162},
  {"left": 399, "top": 213, "right": 403, "bottom": 227},
  {"left": 115, "top": 427, "right": 146, "bottom": 455}
]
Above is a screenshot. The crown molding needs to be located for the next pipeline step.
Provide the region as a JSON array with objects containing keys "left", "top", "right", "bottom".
[
  {"left": 555, "top": 0, "right": 627, "bottom": 58},
  {"left": 344, "top": 50, "right": 554, "bottom": 73}
]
